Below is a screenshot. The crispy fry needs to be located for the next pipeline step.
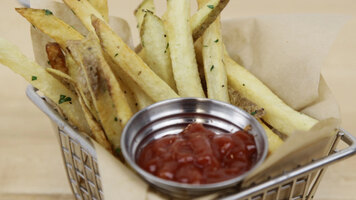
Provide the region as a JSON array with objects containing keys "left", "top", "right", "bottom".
[
  {"left": 165, "top": 0, "right": 205, "bottom": 97},
  {"left": 87, "top": 0, "right": 109, "bottom": 22},
  {"left": 140, "top": 12, "right": 176, "bottom": 90},
  {"left": 46, "top": 42, "right": 68, "bottom": 74},
  {"left": 16, "top": 8, "right": 84, "bottom": 48},
  {"left": 228, "top": 87, "right": 265, "bottom": 119},
  {"left": 191, "top": 0, "right": 230, "bottom": 41},
  {"left": 0, "top": 37, "right": 90, "bottom": 133},
  {"left": 200, "top": 17, "right": 229, "bottom": 102},
  {"left": 224, "top": 54, "right": 318, "bottom": 136},
  {"left": 63, "top": 0, "right": 106, "bottom": 33},
  {"left": 134, "top": 0, "right": 155, "bottom": 30},
  {"left": 67, "top": 39, "right": 125, "bottom": 149},
  {"left": 92, "top": 15, "right": 179, "bottom": 102},
  {"left": 46, "top": 68, "right": 112, "bottom": 151}
]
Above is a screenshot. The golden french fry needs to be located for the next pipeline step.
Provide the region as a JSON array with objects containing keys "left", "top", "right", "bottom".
[
  {"left": 67, "top": 39, "right": 125, "bottom": 149},
  {"left": 87, "top": 0, "right": 109, "bottom": 22},
  {"left": 228, "top": 87, "right": 265, "bottom": 119},
  {"left": 191, "top": 0, "right": 230, "bottom": 41},
  {"left": 0, "top": 37, "right": 90, "bottom": 133},
  {"left": 224, "top": 55, "right": 318, "bottom": 136},
  {"left": 92, "top": 15, "right": 179, "bottom": 102},
  {"left": 46, "top": 68, "right": 112, "bottom": 151},
  {"left": 16, "top": 8, "right": 84, "bottom": 48},
  {"left": 165, "top": 0, "right": 205, "bottom": 97},
  {"left": 63, "top": 0, "right": 106, "bottom": 33},
  {"left": 200, "top": 17, "right": 229, "bottom": 102},
  {"left": 134, "top": 0, "right": 155, "bottom": 30},
  {"left": 140, "top": 12, "right": 176, "bottom": 90}
]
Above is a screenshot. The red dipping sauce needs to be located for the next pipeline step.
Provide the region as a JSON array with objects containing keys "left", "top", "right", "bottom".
[{"left": 137, "top": 123, "right": 257, "bottom": 184}]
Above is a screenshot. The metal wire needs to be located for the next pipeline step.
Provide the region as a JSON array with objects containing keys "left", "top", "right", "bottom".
[{"left": 26, "top": 85, "right": 356, "bottom": 200}]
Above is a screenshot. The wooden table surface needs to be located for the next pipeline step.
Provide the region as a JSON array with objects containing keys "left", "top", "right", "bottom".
[{"left": 0, "top": 0, "right": 355, "bottom": 199}]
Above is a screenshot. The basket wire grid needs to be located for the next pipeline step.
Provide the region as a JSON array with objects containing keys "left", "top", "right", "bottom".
[{"left": 26, "top": 86, "right": 356, "bottom": 200}]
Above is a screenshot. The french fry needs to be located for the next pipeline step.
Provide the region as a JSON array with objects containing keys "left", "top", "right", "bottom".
[
  {"left": 140, "top": 12, "right": 176, "bottom": 90},
  {"left": 16, "top": 8, "right": 84, "bottom": 48},
  {"left": 228, "top": 87, "right": 265, "bottom": 119},
  {"left": 134, "top": 0, "right": 155, "bottom": 30},
  {"left": 92, "top": 16, "right": 179, "bottom": 101},
  {"left": 200, "top": 16, "right": 229, "bottom": 102},
  {"left": 46, "top": 42, "right": 68, "bottom": 74},
  {"left": 224, "top": 54, "right": 318, "bottom": 136},
  {"left": 0, "top": 37, "right": 90, "bottom": 133},
  {"left": 258, "top": 120, "right": 284, "bottom": 153},
  {"left": 46, "top": 68, "right": 112, "bottom": 151},
  {"left": 191, "top": 0, "right": 230, "bottom": 41},
  {"left": 87, "top": 0, "right": 109, "bottom": 22},
  {"left": 67, "top": 38, "right": 125, "bottom": 149},
  {"left": 165, "top": 0, "right": 205, "bottom": 97},
  {"left": 63, "top": 0, "right": 107, "bottom": 34}
]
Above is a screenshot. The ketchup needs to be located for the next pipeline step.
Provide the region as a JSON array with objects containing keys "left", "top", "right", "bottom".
[{"left": 137, "top": 123, "right": 257, "bottom": 184}]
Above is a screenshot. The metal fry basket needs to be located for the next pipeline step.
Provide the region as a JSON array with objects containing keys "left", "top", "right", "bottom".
[{"left": 26, "top": 86, "right": 356, "bottom": 200}]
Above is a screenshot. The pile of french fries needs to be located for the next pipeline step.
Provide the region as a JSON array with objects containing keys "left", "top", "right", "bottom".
[{"left": 0, "top": 0, "right": 319, "bottom": 156}]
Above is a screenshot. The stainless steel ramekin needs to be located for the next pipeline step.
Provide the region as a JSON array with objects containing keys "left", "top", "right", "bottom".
[{"left": 121, "top": 98, "right": 268, "bottom": 198}]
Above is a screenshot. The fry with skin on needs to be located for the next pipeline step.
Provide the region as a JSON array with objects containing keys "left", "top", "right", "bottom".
[
  {"left": 0, "top": 37, "right": 90, "bottom": 133},
  {"left": 46, "top": 68, "right": 112, "bottom": 151},
  {"left": 165, "top": 0, "right": 205, "bottom": 98},
  {"left": 224, "top": 54, "right": 318, "bottom": 136},
  {"left": 87, "top": 0, "right": 109, "bottom": 22},
  {"left": 92, "top": 15, "right": 179, "bottom": 102},
  {"left": 191, "top": 0, "right": 230, "bottom": 41},
  {"left": 67, "top": 38, "right": 125, "bottom": 149},
  {"left": 16, "top": 8, "right": 84, "bottom": 48},
  {"left": 46, "top": 42, "right": 68, "bottom": 74},
  {"left": 140, "top": 11, "right": 176, "bottom": 90},
  {"left": 134, "top": 0, "right": 155, "bottom": 31},
  {"left": 198, "top": 0, "right": 228, "bottom": 102}
]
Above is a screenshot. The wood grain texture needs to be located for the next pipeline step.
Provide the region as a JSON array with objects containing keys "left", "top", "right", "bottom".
[{"left": 0, "top": 0, "right": 355, "bottom": 199}]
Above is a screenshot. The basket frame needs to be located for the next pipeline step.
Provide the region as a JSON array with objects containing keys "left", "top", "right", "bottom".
[{"left": 26, "top": 86, "right": 356, "bottom": 200}]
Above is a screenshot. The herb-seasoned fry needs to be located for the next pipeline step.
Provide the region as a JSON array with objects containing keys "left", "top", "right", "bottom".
[
  {"left": 46, "top": 68, "right": 112, "bottom": 151},
  {"left": 16, "top": 8, "right": 84, "bottom": 48},
  {"left": 140, "top": 12, "right": 176, "bottom": 90},
  {"left": 92, "top": 15, "right": 179, "bottom": 102},
  {"left": 191, "top": 0, "right": 230, "bottom": 41},
  {"left": 165, "top": 0, "right": 205, "bottom": 97},
  {"left": 134, "top": 0, "right": 155, "bottom": 31},
  {"left": 0, "top": 37, "right": 89, "bottom": 133},
  {"left": 224, "top": 54, "right": 318, "bottom": 136}
]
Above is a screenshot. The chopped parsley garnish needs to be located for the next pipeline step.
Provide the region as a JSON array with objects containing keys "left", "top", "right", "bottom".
[
  {"left": 58, "top": 94, "right": 72, "bottom": 104},
  {"left": 214, "top": 39, "right": 219, "bottom": 43},
  {"left": 114, "top": 53, "right": 118, "bottom": 57},
  {"left": 47, "top": 60, "right": 50, "bottom": 65},
  {"left": 114, "top": 117, "right": 118, "bottom": 121},
  {"left": 221, "top": 84, "right": 225, "bottom": 88},
  {"left": 243, "top": 83, "right": 246, "bottom": 86},
  {"left": 210, "top": 65, "right": 214, "bottom": 71},
  {"left": 204, "top": 45, "right": 208, "bottom": 47},
  {"left": 251, "top": 111, "right": 257, "bottom": 116},
  {"left": 44, "top": 9, "right": 53, "bottom": 15},
  {"left": 31, "top": 76, "right": 37, "bottom": 81},
  {"left": 207, "top": 5, "right": 214, "bottom": 9},
  {"left": 115, "top": 148, "right": 121, "bottom": 154}
]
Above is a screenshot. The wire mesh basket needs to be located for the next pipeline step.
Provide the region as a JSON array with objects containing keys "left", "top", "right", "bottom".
[{"left": 26, "top": 85, "right": 356, "bottom": 200}]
